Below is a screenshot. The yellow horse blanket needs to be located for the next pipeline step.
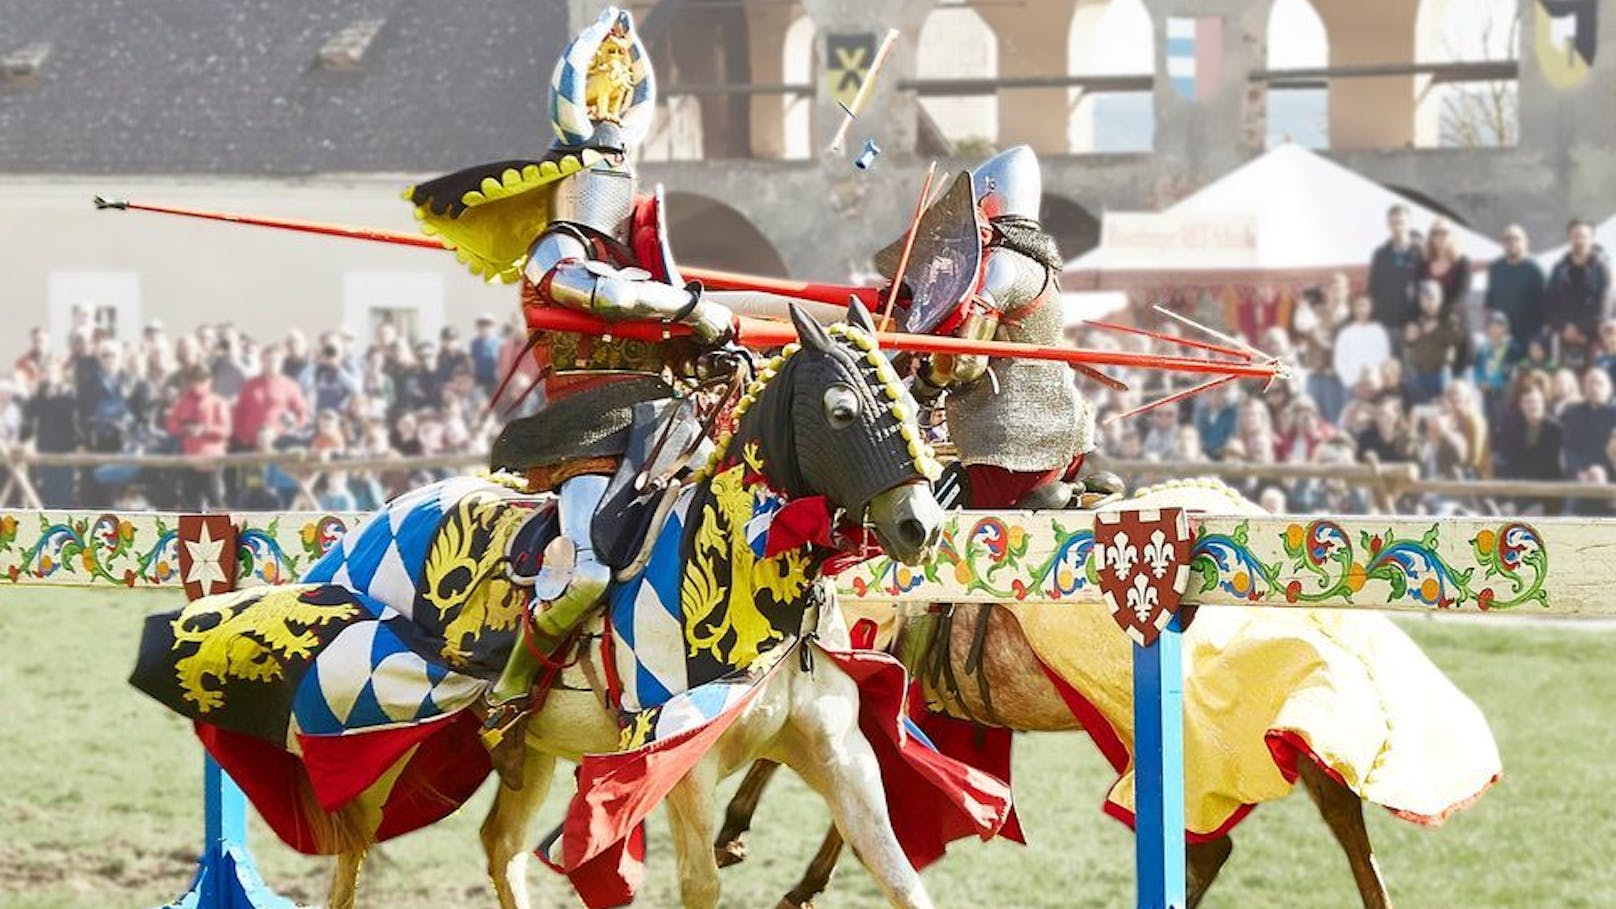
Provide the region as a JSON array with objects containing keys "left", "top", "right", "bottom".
[{"left": 1008, "top": 601, "right": 1499, "bottom": 838}]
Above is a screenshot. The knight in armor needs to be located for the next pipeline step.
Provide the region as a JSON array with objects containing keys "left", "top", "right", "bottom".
[
  {"left": 895, "top": 146, "right": 1123, "bottom": 510},
  {"left": 404, "top": 8, "right": 737, "bottom": 768}
]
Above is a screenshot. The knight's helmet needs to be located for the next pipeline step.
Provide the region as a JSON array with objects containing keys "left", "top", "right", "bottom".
[
  {"left": 545, "top": 6, "right": 657, "bottom": 238},
  {"left": 970, "top": 146, "right": 1042, "bottom": 222}
]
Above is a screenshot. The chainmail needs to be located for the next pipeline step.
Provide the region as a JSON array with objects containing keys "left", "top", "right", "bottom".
[
  {"left": 990, "top": 216, "right": 1063, "bottom": 273},
  {"left": 945, "top": 246, "right": 1092, "bottom": 471}
]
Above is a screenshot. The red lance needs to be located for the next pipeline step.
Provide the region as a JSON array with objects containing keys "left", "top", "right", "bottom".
[{"left": 93, "top": 197, "right": 1284, "bottom": 383}]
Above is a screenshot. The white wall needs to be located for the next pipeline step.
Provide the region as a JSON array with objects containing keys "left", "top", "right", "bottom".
[{"left": 0, "top": 174, "right": 512, "bottom": 359}]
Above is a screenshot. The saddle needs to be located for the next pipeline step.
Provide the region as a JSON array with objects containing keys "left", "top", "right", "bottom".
[{"left": 591, "top": 397, "right": 710, "bottom": 572}]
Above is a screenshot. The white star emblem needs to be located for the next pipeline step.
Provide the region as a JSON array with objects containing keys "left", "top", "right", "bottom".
[{"left": 184, "top": 523, "right": 229, "bottom": 592}]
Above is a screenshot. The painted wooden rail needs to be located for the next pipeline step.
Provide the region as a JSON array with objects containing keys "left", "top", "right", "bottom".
[
  {"left": 839, "top": 511, "right": 1614, "bottom": 617},
  {"left": 7, "top": 504, "right": 1612, "bottom": 909}
]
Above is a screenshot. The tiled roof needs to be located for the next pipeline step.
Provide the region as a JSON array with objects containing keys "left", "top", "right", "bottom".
[{"left": 0, "top": 0, "right": 572, "bottom": 175}]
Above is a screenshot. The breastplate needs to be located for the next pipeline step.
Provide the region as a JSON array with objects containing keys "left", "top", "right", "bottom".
[{"left": 520, "top": 279, "right": 701, "bottom": 389}]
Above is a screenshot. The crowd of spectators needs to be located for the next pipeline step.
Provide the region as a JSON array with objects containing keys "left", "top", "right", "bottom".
[
  {"left": 7, "top": 204, "right": 1614, "bottom": 518},
  {"left": 1080, "top": 206, "right": 1616, "bottom": 516},
  {"left": 3, "top": 308, "right": 535, "bottom": 511}
]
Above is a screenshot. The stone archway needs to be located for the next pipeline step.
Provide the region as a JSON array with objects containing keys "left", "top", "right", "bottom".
[
  {"left": 916, "top": 3, "right": 999, "bottom": 152},
  {"left": 1413, "top": 0, "right": 1519, "bottom": 147},
  {"left": 1041, "top": 193, "right": 1102, "bottom": 260},
  {"left": 664, "top": 192, "right": 790, "bottom": 277},
  {"left": 1068, "top": 0, "right": 1155, "bottom": 154}
]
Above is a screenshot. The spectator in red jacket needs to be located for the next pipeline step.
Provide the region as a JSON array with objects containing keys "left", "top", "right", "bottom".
[
  {"left": 166, "top": 366, "right": 231, "bottom": 509},
  {"left": 231, "top": 344, "right": 308, "bottom": 450}
]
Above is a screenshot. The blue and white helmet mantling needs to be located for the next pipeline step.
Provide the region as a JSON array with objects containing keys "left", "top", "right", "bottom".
[{"left": 548, "top": 6, "right": 657, "bottom": 153}]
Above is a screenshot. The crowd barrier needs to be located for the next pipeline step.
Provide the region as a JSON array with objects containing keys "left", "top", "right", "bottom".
[{"left": 7, "top": 447, "right": 1616, "bottom": 514}]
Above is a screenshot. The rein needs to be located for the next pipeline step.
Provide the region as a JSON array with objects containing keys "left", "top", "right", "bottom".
[{"left": 631, "top": 353, "right": 753, "bottom": 494}]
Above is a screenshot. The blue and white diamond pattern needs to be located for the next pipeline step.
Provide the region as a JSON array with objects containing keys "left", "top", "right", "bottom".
[
  {"left": 302, "top": 476, "right": 506, "bottom": 621},
  {"left": 609, "top": 489, "right": 696, "bottom": 712},
  {"left": 290, "top": 598, "right": 482, "bottom": 741}
]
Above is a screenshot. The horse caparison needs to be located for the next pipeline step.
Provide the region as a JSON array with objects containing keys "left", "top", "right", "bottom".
[{"left": 324, "top": 301, "right": 952, "bottom": 909}]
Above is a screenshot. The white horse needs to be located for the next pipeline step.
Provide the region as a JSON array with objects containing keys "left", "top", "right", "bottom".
[{"left": 323, "top": 308, "right": 982, "bottom": 909}]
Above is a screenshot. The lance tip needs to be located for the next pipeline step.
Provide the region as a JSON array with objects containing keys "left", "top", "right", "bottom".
[{"left": 92, "top": 196, "right": 127, "bottom": 211}]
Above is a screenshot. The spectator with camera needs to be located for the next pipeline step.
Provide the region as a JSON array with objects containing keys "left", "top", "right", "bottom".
[{"left": 165, "top": 366, "right": 231, "bottom": 510}]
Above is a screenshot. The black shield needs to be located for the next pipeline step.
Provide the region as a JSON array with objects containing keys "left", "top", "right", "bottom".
[{"left": 873, "top": 172, "right": 984, "bottom": 334}]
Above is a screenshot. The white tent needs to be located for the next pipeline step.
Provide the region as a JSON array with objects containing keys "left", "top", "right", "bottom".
[{"left": 1064, "top": 144, "right": 1502, "bottom": 291}]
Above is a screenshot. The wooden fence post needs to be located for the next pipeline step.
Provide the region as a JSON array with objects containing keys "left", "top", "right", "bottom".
[{"left": 160, "top": 515, "right": 292, "bottom": 909}]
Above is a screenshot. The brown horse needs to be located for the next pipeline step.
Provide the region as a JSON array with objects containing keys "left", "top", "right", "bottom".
[{"left": 715, "top": 599, "right": 1392, "bottom": 909}]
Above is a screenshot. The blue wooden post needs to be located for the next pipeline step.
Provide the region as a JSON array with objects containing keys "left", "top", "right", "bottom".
[
  {"left": 163, "top": 513, "right": 292, "bottom": 909},
  {"left": 1132, "top": 611, "right": 1187, "bottom": 909},
  {"left": 159, "top": 757, "right": 294, "bottom": 909}
]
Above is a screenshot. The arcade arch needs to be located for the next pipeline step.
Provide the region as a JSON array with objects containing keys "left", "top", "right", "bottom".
[
  {"left": 1413, "top": 0, "right": 1519, "bottom": 147},
  {"left": 1265, "top": 0, "right": 1330, "bottom": 149},
  {"left": 916, "top": 2, "right": 999, "bottom": 150},
  {"left": 1068, "top": 0, "right": 1155, "bottom": 154},
  {"left": 664, "top": 192, "right": 790, "bottom": 278}
]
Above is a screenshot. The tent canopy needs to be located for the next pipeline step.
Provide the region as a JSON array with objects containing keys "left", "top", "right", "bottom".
[{"left": 1064, "top": 144, "right": 1502, "bottom": 291}]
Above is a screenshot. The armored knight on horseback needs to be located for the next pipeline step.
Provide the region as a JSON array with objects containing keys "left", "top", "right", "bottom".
[
  {"left": 884, "top": 146, "right": 1123, "bottom": 511},
  {"left": 404, "top": 8, "right": 740, "bottom": 766}
]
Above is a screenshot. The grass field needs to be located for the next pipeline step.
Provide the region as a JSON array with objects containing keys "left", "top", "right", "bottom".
[{"left": 2, "top": 587, "right": 1614, "bottom": 909}]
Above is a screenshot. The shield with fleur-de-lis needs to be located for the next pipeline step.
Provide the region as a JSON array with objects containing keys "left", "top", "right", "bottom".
[{"left": 1093, "top": 508, "right": 1193, "bottom": 646}]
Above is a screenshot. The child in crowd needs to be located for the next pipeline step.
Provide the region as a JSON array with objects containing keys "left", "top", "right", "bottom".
[
  {"left": 1403, "top": 280, "right": 1471, "bottom": 404},
  {"left": 1472, "top": 311, "right": 1516, "bottom": 409}
]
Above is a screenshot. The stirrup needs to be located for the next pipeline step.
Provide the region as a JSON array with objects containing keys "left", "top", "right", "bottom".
[{"left": 479, "top": 699, "right": 530, "bottom": 751}]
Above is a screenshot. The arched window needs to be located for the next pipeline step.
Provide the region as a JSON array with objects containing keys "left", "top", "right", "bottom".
[
  {"left": 1068, "top": 0, "right": 1155, "bottom": 154},
  {"left": 1266, "top": 0, "right": 1329, "bottom": 149},
  {"left": 782, "top": 15, "right": 815, "bottom": 159},
  {"left": 916, "top": 2, "right": 997, "bottom": 149},
  {"left": 1414, "top": 0, "right": 1519, "bottom": 147}
]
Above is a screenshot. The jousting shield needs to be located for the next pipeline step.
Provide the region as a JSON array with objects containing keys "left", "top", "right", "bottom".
[{"left": 874, "top": 171, "right": 984, "bottom": 335}]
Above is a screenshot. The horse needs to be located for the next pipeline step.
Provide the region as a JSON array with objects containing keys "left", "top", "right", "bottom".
[
  {"left": 310, "top": 301, "right": 1006, "bottom": 909},
  {"left": 712, "top": 479, "right": 1501, "bottom": 909}
]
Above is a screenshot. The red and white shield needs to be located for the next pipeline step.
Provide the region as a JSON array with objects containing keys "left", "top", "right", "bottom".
[
  {"left": 177, "top": 514, "right": 239, "bottom": 601},
  {"left": 1093, "top": 507, "right": 1193, "bottom": 647}
]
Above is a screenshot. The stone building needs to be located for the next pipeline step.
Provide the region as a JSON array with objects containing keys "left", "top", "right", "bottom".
[{"left": 0, "top": 0, "right": 1608, "bottom": 347}]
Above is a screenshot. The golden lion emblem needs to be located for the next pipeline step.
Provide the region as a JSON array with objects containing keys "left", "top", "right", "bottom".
[
  {"left": 421, "top": 492, "right": 534, "bottom": 667},
  {"left": 170, "top": 585, "right": 359, "bottom": 713},
  {"left": 585, "top": 27, "right": 635, "bottom": 124}
]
